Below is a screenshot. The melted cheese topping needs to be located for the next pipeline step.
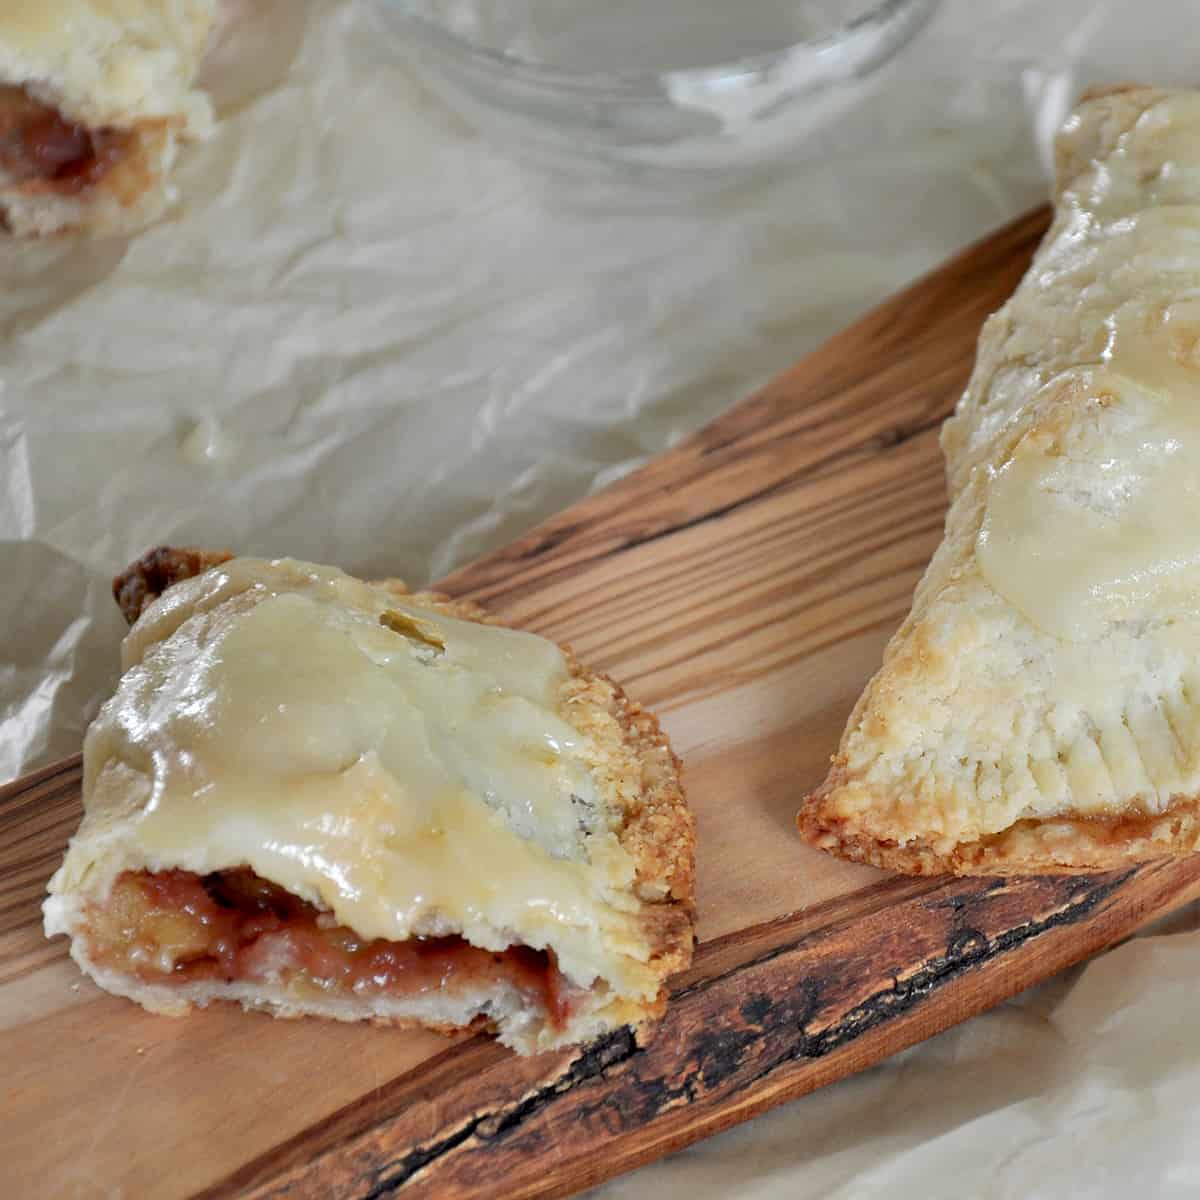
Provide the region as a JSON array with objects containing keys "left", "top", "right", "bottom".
[
  {"left": 79, "top": 559, "right": 648, "bottom": 993},
  {"left": 978, "top": 94, "right": 1200, "bottom": 642}
]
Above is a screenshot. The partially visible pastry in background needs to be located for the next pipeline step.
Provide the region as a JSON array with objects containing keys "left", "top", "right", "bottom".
[
  {"left": 45, "top": 551, "right": 695, "bottom": 1054},
  {"left": 799, "top": 86, "right": 1200, "bottom": 874},
  {"left": 0, "top": 0, "right": 215, "bottom": 236}
]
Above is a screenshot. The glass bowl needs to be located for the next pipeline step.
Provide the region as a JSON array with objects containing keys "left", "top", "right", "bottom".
[{"left": 375, "top": 0, "right": 940, "bottom": 178}]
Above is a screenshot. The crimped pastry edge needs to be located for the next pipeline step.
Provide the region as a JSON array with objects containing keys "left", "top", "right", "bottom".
[{"left": 799, "top": 771, "right": 1200, "bottom": 876}]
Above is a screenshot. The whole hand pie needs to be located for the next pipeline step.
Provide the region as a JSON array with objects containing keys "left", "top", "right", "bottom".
[
  {"left": 0, "top": 0, "right": 215, "bottom": 236},
  {"left": 799, "top": 86, "right": 1200, "bottom": 874},
  {"left": 44, "top": 550, "right": 695, "bottom": 1054}
]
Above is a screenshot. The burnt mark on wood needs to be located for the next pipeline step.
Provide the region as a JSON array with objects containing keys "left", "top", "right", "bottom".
[
  {"left": 361, "top": 1031, "right": 641, "bottom": 1197},
  {"left": 583, "top": 871, "right": 1140, "bottom": 1117},
  {"left": 739, "top": 993, "right": 773, "bottom": 1025},
  {"left": 757, "top": 869, "right": 1136, "bottom": 1067},
  {"left": 695, "top": 1025, "right": 765, "bottom": 1092}
]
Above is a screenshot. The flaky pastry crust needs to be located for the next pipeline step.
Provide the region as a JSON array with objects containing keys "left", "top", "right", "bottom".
[{"left": 799, "top": 86, "right": 1200, "bottom": 875}]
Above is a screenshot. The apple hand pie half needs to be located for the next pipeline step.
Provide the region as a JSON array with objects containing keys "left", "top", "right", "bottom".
[
  {"left": 45, "top": 550, "right": 695, "bottom": 1054},
  {"left": 800, "top": 86, "right": 1200, "bottom": 874},
  {"left": 0, "top": 0, "right": 215, "bottom": 236}
]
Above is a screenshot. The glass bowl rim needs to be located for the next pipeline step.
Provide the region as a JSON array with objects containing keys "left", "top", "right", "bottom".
[{"left": 379, "top": 0, "right": 939, "bottom": 95}]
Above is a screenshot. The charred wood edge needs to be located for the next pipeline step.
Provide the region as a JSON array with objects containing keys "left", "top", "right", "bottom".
[
  {"left": 206, "top": 864, "right": 1185, "bottom": 1200},
  {"left": 437, "top": 207, "right": 1053, "bottom": 602},
  {"left": 361, "top": 872, "right": 1135, "bottom": 1197},
  {"left": 358, "top": 1030, "right": 642, "bottom": 1200}
]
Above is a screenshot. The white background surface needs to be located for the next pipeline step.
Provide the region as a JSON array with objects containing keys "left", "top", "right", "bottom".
[{"left": 3, "top": 1, "right": 1200, "bottom": 1195}]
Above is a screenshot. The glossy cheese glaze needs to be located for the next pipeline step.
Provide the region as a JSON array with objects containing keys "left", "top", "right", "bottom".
[
  {"left": 977, "top": 93, "right": 1200, "bottom": 641},
  {"left": 76, "top": 558, "right": 648, "bottom": 993}
]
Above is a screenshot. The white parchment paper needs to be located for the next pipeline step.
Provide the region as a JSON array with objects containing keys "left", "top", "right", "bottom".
[{"left": 2, "top": 0, "right": 1197, "bottom": 1195}]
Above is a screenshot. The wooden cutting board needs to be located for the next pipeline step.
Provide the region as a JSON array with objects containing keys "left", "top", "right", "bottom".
[{"left": 7, "top": 206, "right": 1200, "bottom": 1200}]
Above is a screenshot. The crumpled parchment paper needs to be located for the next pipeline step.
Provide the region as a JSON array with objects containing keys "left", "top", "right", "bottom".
[{"left": 2, "top": 0, "right": 1197, "bottom": 1195}]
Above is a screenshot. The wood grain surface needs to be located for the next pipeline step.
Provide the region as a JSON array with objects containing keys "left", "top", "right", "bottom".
[{"left": 7, "top": 206, "right": 1200, "bottom": 1200}]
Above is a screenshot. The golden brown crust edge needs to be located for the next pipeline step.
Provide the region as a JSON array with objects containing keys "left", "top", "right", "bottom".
[
  {"left": 798, "top": 768, "right": 1199, "bottom": 876},
  {"left": 110, "top": 549, "right": 696, "bottom": 1028},
  {"left": 114, "top": 545, "right": 235, "bottom": 625}
]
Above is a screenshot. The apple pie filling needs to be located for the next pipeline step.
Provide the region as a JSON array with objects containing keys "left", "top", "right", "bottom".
[
  {"left": 86, "top": 868, "right": 576, "bottom": 1027},
  {"left": 0, "top": 85, "right": 131, "bottom": 193}
]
